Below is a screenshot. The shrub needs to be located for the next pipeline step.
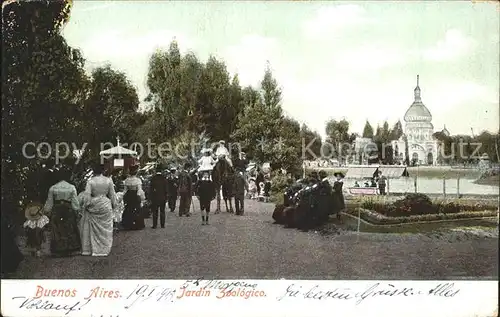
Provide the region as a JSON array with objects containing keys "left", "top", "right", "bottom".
[{"left": 360, "top": 192, "right": 498, "bottom": 217}]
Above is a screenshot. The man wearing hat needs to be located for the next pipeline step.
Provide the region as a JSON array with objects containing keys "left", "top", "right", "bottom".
[
  {"left": 177, "top": 162, "right": 193, "bottom": 217},
  {"left": 166, "top": 167, "right": 178, "bottom": 213},
  {"left": 214, "top": 140, "right": 232, "bottom": 167},
  {"left": 149, "top": 165, "right": 168, "bottom": 228},
  {"left": 233, "top": 151, "right": 248, "bottom": 174}
]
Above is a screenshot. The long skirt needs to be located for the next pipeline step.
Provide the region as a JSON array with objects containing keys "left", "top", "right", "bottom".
[
  {"left": 50, "top": 201, "right": 81, "bottom": 255},
  {"left": 80, "top": 196, "right": 114, "bottom": 256},
  {"left": 121, "top": 191, "right": 145, "bottom": 230}
]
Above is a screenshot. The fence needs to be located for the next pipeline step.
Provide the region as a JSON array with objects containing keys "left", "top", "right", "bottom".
[{"left": 345, "top": 176, "right": 498, "bottom": 198}]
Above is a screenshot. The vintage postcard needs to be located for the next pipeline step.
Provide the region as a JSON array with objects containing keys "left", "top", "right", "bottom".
[{"left": 1, "top": 1, "right": 498, "bottom": 316}]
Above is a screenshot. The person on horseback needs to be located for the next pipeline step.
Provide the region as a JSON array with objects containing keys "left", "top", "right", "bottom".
[
  {"left": 198, "top": 148, "right": 215, "bottom": 177},
  {"left": 214, "top": 140, "right": 233, "bottom": 167}
]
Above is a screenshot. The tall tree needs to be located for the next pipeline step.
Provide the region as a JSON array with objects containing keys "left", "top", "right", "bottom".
[
  {"left": 362, "top": 120, "right": 374, "bottom": 138},
  {"left": 390, "top": 120, "right": 404, "bottom": 140},
  {"left": 232, "top": 67, "right": 300, "bottom": 172},
  {"left": 2, "top": 0, "right": 88, "bottom": 208}
]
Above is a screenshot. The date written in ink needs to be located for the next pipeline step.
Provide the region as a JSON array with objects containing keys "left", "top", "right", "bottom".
[{"left": 123, "top": 284, "right": 176, "bottom": 309}]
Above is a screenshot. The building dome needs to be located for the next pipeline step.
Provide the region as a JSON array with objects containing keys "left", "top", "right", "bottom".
[
  {"left": 441, "top": 125, "right": 450, "bottom": 136},
  {"left": 403, "top": 75, "right": 432, "bottom": 122}
]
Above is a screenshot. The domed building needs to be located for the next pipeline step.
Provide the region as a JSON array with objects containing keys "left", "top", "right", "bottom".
[{"left": 392, "top": 75, "right": 439, "bottom": 165}]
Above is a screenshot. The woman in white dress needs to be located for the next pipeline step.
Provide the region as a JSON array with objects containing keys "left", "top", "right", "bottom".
[
  {"left": 120, "top": 165, "right": 145, "bottom": 230},
  {"left": 80, "top": 164, "right": 117, "bottom": 256}
]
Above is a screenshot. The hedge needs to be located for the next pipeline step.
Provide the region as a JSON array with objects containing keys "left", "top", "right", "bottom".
[
  {"left": 346, "top": 208, "right": 498, "bottom": 225},
  {"left": 361, "top": 193, "right": 498, "bottom": 217}
]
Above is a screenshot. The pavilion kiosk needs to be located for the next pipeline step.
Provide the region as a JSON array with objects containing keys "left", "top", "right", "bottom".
[
  {"left": 345, "top": 165, "right": 409, "bottom": 195},
  {"left": 99, "top": 137, "right": 138, "bottom": 175}
]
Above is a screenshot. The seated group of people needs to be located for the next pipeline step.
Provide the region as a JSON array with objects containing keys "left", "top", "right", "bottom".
[
  {"left": 352, "top": 172, "right": 387, "bottom": 195},
  {"left": 272, "top": 171, "right": 345, "bottom": 230}
]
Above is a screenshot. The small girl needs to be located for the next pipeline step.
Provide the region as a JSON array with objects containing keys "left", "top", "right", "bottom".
[{"left": 23, "top": 202, "right": 49, "bottom": 257}]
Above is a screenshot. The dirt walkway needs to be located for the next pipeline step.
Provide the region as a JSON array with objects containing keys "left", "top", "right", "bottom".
[{"left": 10, "top": 199, "right": 498, "bottom": 279}]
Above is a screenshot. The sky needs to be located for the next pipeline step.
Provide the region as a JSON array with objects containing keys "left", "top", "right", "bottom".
[{"left": 62, "top": 1, "right": 499, "bottom": 138}]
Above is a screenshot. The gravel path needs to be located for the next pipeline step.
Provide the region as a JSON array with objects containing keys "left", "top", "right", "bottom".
[{"left": 10, "top": 198, "right": 498, "bottom": 279}]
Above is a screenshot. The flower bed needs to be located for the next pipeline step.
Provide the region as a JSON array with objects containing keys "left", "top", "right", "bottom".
[
  {"left": 361, "top": 193, "right": 498, "bottom": 217},
  {"left": 346, "top": 208, "right": 498, "bottom": 225}
]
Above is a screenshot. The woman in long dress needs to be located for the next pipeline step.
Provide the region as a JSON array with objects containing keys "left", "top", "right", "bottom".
[
  {"left": 332, "top": 172, "right": 345, "bottom": 220},
  {"left": 121, "top": 165, "right": 145, "bottom": 230},
  {"left": 44, "top": 167, "right": 81, "bottom": 256},
  {"left": 80, "top": 164, "right": 117, "bottom": 256}
]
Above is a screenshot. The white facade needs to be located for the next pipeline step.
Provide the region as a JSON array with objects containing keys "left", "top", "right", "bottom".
[{"left": 391, "top": 75, "right": 439, "bottom": 166}]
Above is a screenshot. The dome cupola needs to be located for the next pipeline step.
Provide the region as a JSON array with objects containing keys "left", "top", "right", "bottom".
[{"left": 404, "top": 75, "right": 432, "bottom": 122}]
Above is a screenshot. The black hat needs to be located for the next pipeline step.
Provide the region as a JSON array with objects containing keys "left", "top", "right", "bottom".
[
  {"left": 333, "top": 172, "right": 345, "bottom": 178},
  {"left": 319, "top": 170, "right": 327, "bottom": 178},
  {"left": 184, "top": 162, "right": 192, "bottom": 169}
]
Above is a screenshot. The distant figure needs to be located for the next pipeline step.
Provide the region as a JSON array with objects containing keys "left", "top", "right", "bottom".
[
  {"left": 178, "top": 162, "right": 193, "bottom": 217},
  {"left": 121, "top": 164, "right": 145, "bottom": 230},
  {"left": 353, "top": 181, "right": 360, "bottom": 188},
  {"left": 233, "top": 171, "right": 248, "bottom": 215},
  {"left": 215, "top": 140, "right": 232, "bottom": 167},
  {"left": 378, "top": 173, "right": 387, "bottom": 195},
  {"left": 166, "top": 167, "right": 178, "bottom": 213},
  {"left": 149, "top": 166, "right": 168, "bottom": 229}
]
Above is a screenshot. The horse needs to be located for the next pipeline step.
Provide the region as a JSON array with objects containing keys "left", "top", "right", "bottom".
[{"left": 212, "top": 158, "right": 234, "bottom": 213}]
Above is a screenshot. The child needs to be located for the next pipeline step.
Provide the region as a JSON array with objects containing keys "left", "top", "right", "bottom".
[
  {"left": 196, "top": 172, "right": 216, "bottom": 225},
  {"left": 23, "top": 202, "right": 49, "bottom": 257}
]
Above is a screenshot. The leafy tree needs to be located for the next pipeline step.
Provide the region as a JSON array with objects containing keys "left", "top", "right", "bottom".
[
  {"left": 145, "top": 41, "right": 184, "bottom": 139},
  {"left": 232, "top": 66, "right": 300, "bottom": 172},
  {"left": 325, "top": 119, "right": 353, "bottom": 164},
  {"left": 80, "top": 65, "right": 142, "bottom": 164},
  {"left": 300, "top": 124, "right": 322, "bottom": 160},
  {"left": 2, "top": 0, "right": 88, "bottom": 210},
  {"left": 390, "top": 120, "right": 404, "bottom": 140},
  {"left": 362, "top": 120, "right": 374, "bottom": 138}
]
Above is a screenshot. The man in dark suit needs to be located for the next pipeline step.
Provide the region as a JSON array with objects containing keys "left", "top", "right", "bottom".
[
  {"left": 149, "top": 166, "right": 168, "bottom": 229},
  {"left": 166, "top": 167, "right": 178, "bottom": 213},
  {"left": 233, "top": 171, "right": 248, "bottom": 215},
  {"left": 178, "top": 162, "right": 193, "bottom": 217}
]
